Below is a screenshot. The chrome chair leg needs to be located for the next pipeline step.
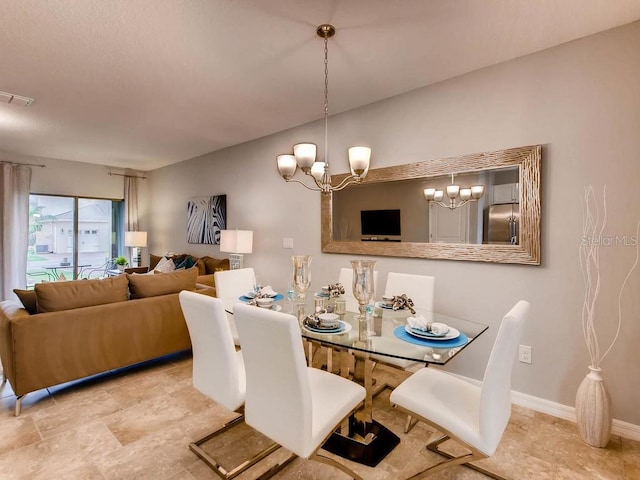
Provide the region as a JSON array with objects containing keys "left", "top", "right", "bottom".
[
  {"left": 15, "top": 395, "right": 24, "bottom": 416},
  {"left": 189, "top": 413, "right": 281, "bottom": 480}
]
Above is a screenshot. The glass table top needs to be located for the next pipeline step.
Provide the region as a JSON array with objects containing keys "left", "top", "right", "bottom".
[{"left": 222, "top": 292, "right": 488, "bottom": 366}]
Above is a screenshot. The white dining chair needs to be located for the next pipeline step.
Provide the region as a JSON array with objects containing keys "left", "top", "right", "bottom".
[
  {"left": 383, "top": 272, "right": 435, "bottom": 311},
  {"left": 338, "top": 267, "right": 379, "bottom": 313},
  {"left": 214, "top": 267, "right": 257, "bottom": 344},
  {"left": 389, "top": 300, "right": 529, "bottom": 480},
  {"left": 234, "top": 302, "right": 367, "bottom": 480},
  {"left": 178, "top": 291, "right": 280, "bottom": 479},
  {"left": 214, "top": 267, "right": 256, "bottom": 300}
]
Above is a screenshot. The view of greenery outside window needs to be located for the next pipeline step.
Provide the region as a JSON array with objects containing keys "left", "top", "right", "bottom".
[{"left": 27, "top": 194, "right": 124, "bottom": 287}]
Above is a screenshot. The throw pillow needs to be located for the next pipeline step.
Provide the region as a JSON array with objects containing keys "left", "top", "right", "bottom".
[
  {"left": 194, "top": 258, "right": 206, "bottom": 275},
  {"left": 13, "top": 289, "right": 37, "bottom": 314},
  {"left": 201, "top": 256, "right": 231, "bottom": 274},
  {"left": 174, "top": 255, "right": 197, "bottom": 270},
  {"left": 34, "top": 275, "right": 129, "bottom": 313},
  {"left": 128, "top": 267, "right": 198, "bottom": 299},
  {"left": 154, "top": 256, "right": 176, "bottom": 273}
]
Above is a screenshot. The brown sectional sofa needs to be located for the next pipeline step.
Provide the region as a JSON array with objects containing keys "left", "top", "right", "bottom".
[
  {"left": 0, "top": 267, "right": 215, "bottom": 415},
  {"left": 144, "top": 253, "right": 230, "bottom": 292}
]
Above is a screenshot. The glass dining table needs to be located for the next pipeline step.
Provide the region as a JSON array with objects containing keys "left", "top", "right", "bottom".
[{"left": 222, "top": 290, "right": 489, "bottom": 467}]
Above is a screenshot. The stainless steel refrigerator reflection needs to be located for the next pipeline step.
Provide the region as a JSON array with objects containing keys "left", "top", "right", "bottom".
[{"left": 483, "top": 204, "right": 520, "bottom": 245}]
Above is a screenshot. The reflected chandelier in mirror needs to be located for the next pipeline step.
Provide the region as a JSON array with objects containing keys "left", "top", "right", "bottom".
[{"left": 321, "top": 145, "right": 541, "bottom": 265}]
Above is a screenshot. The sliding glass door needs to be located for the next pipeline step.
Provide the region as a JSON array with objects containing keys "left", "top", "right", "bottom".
[{"left": 27, "top": 194, "right": 124, "bottom": 286}]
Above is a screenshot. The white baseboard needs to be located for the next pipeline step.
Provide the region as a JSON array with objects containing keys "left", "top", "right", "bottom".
[{"left": 452, "top": 373, "right": 640, "bottom": 442}]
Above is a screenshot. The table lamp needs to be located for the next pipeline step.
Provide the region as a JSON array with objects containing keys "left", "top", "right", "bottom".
[
  {"left": 124, "top": 231, "right": 148, "bottom": 267},
  {"left": 220, "top": 230, "right": 253, "bottom": 270}
]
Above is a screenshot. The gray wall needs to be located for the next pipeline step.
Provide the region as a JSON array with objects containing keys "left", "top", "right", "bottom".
[{"left": 148, "top": 21, "right": 640, "bottom": 425}]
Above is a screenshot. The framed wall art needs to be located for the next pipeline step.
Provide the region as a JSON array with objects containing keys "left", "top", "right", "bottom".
[{"left": 187, "top": 194, "right": 227, "bottom": 244}]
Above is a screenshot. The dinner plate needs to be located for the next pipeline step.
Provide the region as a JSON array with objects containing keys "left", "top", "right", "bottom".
[
  {"left": 375, "top": 301, "right": 400, "bottom": 310},
  {"left": 240, "top": 293, "right": 284, "bottom": 302},
  {"left": 404, "top": 324, "right": 460, "bottom": 341},
  {"left": 244, "top": 291, "right": 279, "bottom": 299},
  {"left": 314, "top": 291, "right": 330, "bottom": 298},
  {"left": 302, "top": 321, "right": 352, "bottom": 335}
]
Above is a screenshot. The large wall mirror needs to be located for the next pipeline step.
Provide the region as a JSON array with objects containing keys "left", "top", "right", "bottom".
[{"left": 321, "top": 145, "right": 541, "bottom": 265}]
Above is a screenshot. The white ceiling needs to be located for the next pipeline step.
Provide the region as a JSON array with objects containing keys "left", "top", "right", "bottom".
[{"left": 1, "top": 0, "right": 639, "bottom": 171}]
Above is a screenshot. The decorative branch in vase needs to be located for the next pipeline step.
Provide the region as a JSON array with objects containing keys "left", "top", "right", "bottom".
[{"left": 577, "top": 185, "right": 640, "bottom": 447}]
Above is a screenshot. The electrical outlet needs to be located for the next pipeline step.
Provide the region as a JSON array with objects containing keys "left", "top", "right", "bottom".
[
  {"left": 283, "top": 237, "right": 294, "bottom": 249},
  {"left": 518, "top": 345, "right": 532, "bottom": 364}
]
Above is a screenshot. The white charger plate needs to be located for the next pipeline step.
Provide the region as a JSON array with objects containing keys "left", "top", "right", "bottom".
[{"left": 404, "top": 324, "right": 460, "bottom": 341}]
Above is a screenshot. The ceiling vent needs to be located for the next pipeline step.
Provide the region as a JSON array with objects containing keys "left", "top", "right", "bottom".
[{"left": 0, "top": 91, "right": 34, "bottom": 106}]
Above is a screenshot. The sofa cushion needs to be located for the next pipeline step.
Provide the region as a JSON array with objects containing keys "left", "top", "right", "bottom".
[
  {"left": 13, "top": 289, "right": 38, "bottom": 314},
  {"left": 128, "top": 267, "right": 198, "bottom": 299},
  {"left": 201, "top": 256, "right": 231, "bottom": 274},
  {"left": 34, "top": 275, "right": 129, "bottom": 313},
  {"left": 174, "top": 254, "right": 197, "bottom": 270}
]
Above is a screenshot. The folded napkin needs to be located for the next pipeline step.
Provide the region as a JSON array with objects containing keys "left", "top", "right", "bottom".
[
  {"left": 407, "top": 315, "right": 448, "bottom": 335},
  {"left": 251, "top": 285, "right": 276, "bottom": 298},
  {"left": 390, "top": 294, "right": 416, "bottom": 314},
  {"left": 321, "top": 283, "right": 345, "bottom": 298}
]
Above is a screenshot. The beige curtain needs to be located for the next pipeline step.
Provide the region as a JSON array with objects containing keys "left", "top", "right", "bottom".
[
  {"left": 124, "top": 169, "right": 139, "bottom": 231},
  {"left": 0, "top": 164, "right": 32, "bottom": 300}
]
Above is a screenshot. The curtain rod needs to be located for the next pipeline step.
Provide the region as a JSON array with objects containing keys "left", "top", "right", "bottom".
[
  {"left": 107, "top": 171, "right": 147, "bottom": 179},
  {"left": 0, "top": 160, "right": 46, "bottom": 168}
]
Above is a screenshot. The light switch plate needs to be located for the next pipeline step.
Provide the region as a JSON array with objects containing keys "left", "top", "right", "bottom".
[{"left": 283, "top": 237, "right": 294, "bottom": 249}]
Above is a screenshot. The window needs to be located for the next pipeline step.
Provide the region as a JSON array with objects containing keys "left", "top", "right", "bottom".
[{"left": 27, "top": 194, "right": 124, "bottom": 286}]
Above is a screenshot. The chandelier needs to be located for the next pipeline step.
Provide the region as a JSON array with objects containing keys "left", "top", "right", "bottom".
[
  {"left": 276, "top": 24, "right": 371, "bottom": 195},
  {"left": 423, "top": 174, "right": 485, "bottom": 210}
]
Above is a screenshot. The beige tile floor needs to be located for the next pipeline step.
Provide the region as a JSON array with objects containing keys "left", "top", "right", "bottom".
[{"left": 0, "top": 352, "right": 638, "bottom": 480}]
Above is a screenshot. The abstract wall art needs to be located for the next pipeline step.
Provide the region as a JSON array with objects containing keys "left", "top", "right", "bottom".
[{"left": 187, "top": 194, "right": 227, "bottom": 244}]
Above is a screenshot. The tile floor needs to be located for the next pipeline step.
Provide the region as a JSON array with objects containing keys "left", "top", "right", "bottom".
[{"left": 0, "top": 352, "right": 638, "bottom": 480}]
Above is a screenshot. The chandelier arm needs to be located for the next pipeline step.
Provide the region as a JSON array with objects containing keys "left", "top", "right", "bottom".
[
  {"left": 284, "top": 177, "right": 322, "bottom": 192},
  {"left": 330, "top": 175, "right": 362, "bottom": 192}
]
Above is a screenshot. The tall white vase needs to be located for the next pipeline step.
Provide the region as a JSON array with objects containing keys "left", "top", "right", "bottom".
[{"left": 575, "top": 366, "right": 612, "bottom": 448}]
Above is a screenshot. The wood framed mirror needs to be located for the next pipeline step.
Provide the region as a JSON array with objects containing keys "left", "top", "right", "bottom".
[{"left": 321, "top": 145, "right": 541, "bottom": 265}]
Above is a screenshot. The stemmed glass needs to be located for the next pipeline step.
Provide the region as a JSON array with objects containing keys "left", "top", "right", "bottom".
[{"left": 292, "top": 255, "right": 312, "bottom": 301}]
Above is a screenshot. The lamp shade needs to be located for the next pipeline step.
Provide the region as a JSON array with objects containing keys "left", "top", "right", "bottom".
[
  {"left": 220, "top": 230, "right": 253, "bottom": 254},
  {"left": 124, "top": 231, "right": 147, "bottom": 247}
]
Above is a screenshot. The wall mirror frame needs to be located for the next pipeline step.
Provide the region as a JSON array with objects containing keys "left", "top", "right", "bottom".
[{"left": 321, "top": 144, "right": 541, "bottom": 265}]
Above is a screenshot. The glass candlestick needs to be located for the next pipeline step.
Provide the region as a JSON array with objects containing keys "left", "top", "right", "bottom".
[
  {"left": 292, "top": 255, "right": 312, "bottom": 301},
  {"left": 351, "top": 259, "right": 376, "bottom": 318}
]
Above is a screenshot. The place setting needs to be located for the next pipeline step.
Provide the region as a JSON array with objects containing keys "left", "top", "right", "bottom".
[
  {"left": 375, "top": 294, "right": 416, "bottom": 314},
  {"left": 301, "top": 311, "right": 352, "bottom": 336},
  {"left": 393, "top": 314, "right": 469, "bottom": 348},
  {"left": 240, "top": 284, "right": 284, "bottom": 311}
]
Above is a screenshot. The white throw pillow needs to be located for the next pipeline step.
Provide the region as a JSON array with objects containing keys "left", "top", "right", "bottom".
[{"left": 154, "top": 256, "right": 176, "bottom": 273}]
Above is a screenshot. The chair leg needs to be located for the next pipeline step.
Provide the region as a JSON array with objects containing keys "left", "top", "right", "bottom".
[
  {"left": 311, "top": 451, "right": 364, "bottom": 480},
  {"left": 425, "top": 433, "right": 508, "bottom": 480},
  {"left": 15, "top": 395, "right": 24, "bottom": 416},
  {"left": 404, "top": 414, "right": 418, "bottom": 434},
  {"left": 189, "top": 414, "right": 281, "bottom": 480}
]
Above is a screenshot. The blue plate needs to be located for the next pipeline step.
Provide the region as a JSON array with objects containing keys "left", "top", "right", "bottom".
[{"left": 240, "top": 293, "right": 284, "bottom": 302}]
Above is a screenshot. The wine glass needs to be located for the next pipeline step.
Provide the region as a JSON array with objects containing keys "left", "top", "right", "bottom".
[
  {"left": 292, "top": 255, "right": 312, "bottom": 300},
  {"left": 286, "top": 282, "right": 296, "bottom": 313}
]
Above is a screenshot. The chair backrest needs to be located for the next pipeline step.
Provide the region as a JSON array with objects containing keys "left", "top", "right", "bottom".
[
  {"left": 384, "top": 272, "right": 435, "bottom": 311},
  {"left": 234, "top": 303, "right": 312, "bottom": 456},
  {"left": 178, "top": 290, "right": 245, "bottom": 412},
  {"left": 479, "top": 300, "right": 529, "bottom": 453},
  {"left": 214, "top": 268, "right": 256, "bottom": 300}
]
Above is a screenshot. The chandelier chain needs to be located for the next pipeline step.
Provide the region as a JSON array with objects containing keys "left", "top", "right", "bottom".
[{"left": 323, "top": 34, "right": 330, "bottom": 170}]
